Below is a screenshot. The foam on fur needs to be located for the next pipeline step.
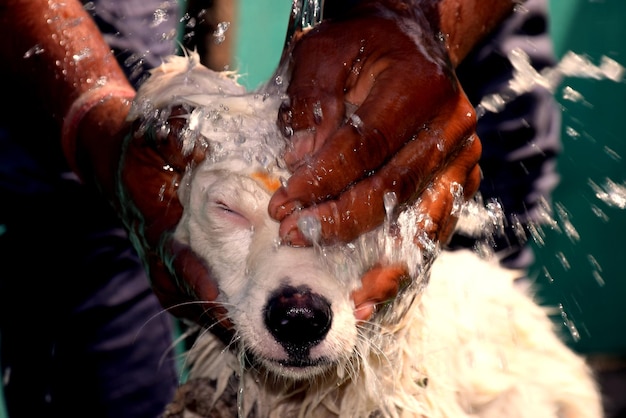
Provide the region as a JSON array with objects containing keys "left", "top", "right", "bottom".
[{"left": 129, "top": 53, "right": 603, "bottom": 418}]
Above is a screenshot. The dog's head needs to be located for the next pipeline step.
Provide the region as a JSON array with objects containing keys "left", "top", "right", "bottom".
[
  {"left": 177, "top": 158, "right": 364, "bottom": 379},
  {"left": 131, "top": 53, "right": 433, "bottom": 381}
]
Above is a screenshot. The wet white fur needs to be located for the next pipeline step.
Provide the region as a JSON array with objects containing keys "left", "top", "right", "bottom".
[{"left": 130, "top": 54, "right": 603, "bottom": 418}]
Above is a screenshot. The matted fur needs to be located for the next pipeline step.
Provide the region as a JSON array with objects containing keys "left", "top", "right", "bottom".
[{"left": 129, "top": 54, "right": 603, "bottom": 418}]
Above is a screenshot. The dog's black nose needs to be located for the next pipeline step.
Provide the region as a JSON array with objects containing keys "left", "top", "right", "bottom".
[{"left": 264, "top": 286, "right": 332, "bottom": 355}]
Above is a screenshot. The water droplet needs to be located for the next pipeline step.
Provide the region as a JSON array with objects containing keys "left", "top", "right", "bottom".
[
  {"left": 592, "top": 270, "right": 605, "bottom": 287},
  {"left": 349, "top": 113, "right": 363, "bottom": 131},
  {"left": 589, "top": 204, "right": 610, "bottom": 222},
  {"left": 383, "top": 191, "right": 398, "bottom": 222},
  {"left": 559, "top": 304, "right": 581, "bottom": 342},
  {"left": 312, "top": 101, "right": 323, "bottom": 124},
  {"left": 599, "top": 55, "right": 625, "bottom": 82},
  {"left": 562, "top": 86, "right": 585, "bottom": 103},
  {"left": 603, "top": 146, "right": 621, "bottom": 162},
  {"left": 72, "top": 48, "right": 91, "bottom": 62},
  {"left": 565, "top": 126, "right": 580, "bottom": 139},
  {"left": 478, "top": 93, "right": 506, "bottom": 114},
  {"left": 589, "top": 178, "right": 626, "bottom": 209},
  {"left": 298, "top": 215, "right": 321, "bottom": 244},
  {"left": 449, "top": 182, "right": 465, "bottom": 216},
  {"left": 151, "top": 8, "right": 169, "bottom": 28},
  {"left": 510, "top": 213, "right": 528, "bottom": 245},
  {"left": 555, "top": 202, "right": 580, "bottom": 242},
  {"left": 158, "top": 183, "right": 166, "bottom": 203},
  {"left": 213, "top": 21, "right": 230, "bottom": 44},
  {"left": 555, "top": 251, "right": 571, "bottom": 271},
  {"left": 382, "top": 191, "right": 398, "bottom": 237},
  {"left": 542, "top": 266, "right": 554, "bottom": 283},
  {"left": 23, "top": 44, "right": 44, "bottom": 58}
]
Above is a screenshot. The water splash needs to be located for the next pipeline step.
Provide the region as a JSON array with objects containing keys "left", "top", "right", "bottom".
[
  {"left": 476, "top": 48, "right": 625, "bottom": 119},
  {"left": 589, "top": 178, "right": 626, "bottom": 210},
  {"left": 482, "top": 48, "right": 625, "bottom": 310}
]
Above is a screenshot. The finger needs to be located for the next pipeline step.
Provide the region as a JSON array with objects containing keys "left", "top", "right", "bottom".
[
  {"left": 119, "top": 139, "right": 184, "bottom": 245},
  {"left": 146, "top": 251, "right": 205, "bottom": 322},
  {"left": 270, "top": 71, "right": 458, "bottom": 224},
  {"left": 414, "top": 150, "right": 482, "bottom": 245},
  {"left": 132, "top": 106, "right": 207, "bottom": 173},
  {"left": 271, "top": 24, "right": 455, "bottom": 219},
  {"left": 274, "top": 96, "right": 480, "bottom": 245},
  {"left": 167, "top": 240, "right": 220, "bottom": 303},
  {"left": 168, "top": 242, "right": 232, "bottom": 332},
  {"left": 150, "top": 239, "right": 232, "bottom": 332},
  {"left": 149, "top": 107, "right": 208, "bottom": 171},
  {"left": 351, "top": 264, "right": 409, "bottom": 322},
  {"left": 277, "top": 23, "right": 356, "bottom": 168},
  {"left": 278, "top": 95, "right": 345, "bottom": 170}
]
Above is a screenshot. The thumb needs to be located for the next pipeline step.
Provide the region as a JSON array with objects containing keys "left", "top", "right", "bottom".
[{"left": 351, "top": 264, "right": 409, "bottom": 322}]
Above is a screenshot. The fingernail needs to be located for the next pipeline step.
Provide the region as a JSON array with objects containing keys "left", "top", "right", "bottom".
[
  {"left": 268, "top": 188, "right": 289, "bottom": 220},
  {"left": 354, "top": 301, "right": 376, "bottom": 322},
  {"left": 281, "top": 223, "right": 307, "bottom": 247}
]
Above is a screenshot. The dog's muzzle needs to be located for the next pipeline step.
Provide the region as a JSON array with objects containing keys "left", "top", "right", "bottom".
[{"left": 264, "top": 285, "right": 333, "bottom": 363}]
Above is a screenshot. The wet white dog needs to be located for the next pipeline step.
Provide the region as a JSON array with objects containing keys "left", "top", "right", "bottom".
[{"left": 129, "top": 54, "right": 602, "bottom": 418}]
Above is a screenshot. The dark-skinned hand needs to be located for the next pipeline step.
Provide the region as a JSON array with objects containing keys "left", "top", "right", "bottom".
[
  {"left": 268, "top": 4, "right": 482, "bottom": 314},
  {"left": 82, "top": 103, "right": 229, "bottom": 332}
]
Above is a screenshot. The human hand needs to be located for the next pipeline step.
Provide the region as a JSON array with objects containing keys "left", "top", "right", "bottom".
[
  {"left": 267, "top": 3, "right": 482, "bottom": 320},
  {"left": 75, "top": 98, "right": 226, "bottom": 329},
  {"left": 351, "top": 264, "right": 409, "bottom": 322},
  {"left": 117, "top": 107, "right": 230, "bottom": 328},
  {"left": 268, "top": 5, "right": 481, "bottom": 248}
]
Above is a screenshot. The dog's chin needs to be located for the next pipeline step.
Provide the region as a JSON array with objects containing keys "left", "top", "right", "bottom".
[{"left": 258, "top": 356, "right": 335, "bottom": 381}]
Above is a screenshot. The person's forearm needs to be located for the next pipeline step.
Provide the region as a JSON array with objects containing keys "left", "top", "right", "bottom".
[
  {"left": 435, "top": 0, "right": 519, "bottom": 66},
  {"left": 0, "top": 0, "right": 134, "bottom": 123},
  {"left": 0, "top": 0, "right": 135, "bottom": 198},
  {"left": 323, "top": 0, "right": 520, "bottom": 68}
]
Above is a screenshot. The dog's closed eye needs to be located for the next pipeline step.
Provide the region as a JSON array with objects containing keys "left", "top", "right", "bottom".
[{"left": 211, "top": 200, "right": 251, "bottom": 229}]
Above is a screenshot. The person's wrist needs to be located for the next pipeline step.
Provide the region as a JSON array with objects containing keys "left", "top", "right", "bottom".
[
  {"left": 62, "top": 84, "right": 136, "bottom": 180},
  {"left": 341, "top": 0, "right": 448, "bottom": 64},
  {"left": 325, "top": 0, "right": 430, "bottom": 20},
  {"left": 65, "top": 86, "right": 136, "bottom": 202}
]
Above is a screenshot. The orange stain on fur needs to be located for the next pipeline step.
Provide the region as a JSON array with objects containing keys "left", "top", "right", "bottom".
[{"left": 252, "top": 171, "right": 282, "bottom": 193}]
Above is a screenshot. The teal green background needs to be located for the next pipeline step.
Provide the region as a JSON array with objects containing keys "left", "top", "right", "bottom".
[
  {"left": 233, "top": 0, "right": 291, "bottom": 90},
  {"left": 530, "top": 0, "right": 626, "bottom": 355}
]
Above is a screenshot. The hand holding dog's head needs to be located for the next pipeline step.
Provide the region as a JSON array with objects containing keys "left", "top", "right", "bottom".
[
  {"left": 119, "top": 57, "right": 234, "bottom": 328},
  {"left": 128, "top": 53, "right": 434, "bottom": 380},
  {"left": 268, "top": 10, "right": 482, "bottom": 249}
]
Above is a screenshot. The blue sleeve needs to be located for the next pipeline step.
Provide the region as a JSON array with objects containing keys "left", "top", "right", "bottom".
[{"left": 85, "top": 0, "right": 181, "bottom": 88}]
